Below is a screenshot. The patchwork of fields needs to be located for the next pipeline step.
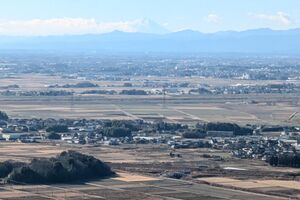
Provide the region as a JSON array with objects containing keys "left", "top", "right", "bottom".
[
  {"left": 0, "top": 74, "right": 299, "bottom": 125},
  {"left": 0, "top": 95, "right": 299, "bottom": 125}
]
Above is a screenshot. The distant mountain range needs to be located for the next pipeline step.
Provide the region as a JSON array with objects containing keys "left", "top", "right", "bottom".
[{"left": 0, "top": 28, "right": 300, "bottom": 54}]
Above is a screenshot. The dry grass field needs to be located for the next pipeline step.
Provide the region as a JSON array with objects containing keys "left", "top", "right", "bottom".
[
  {"left": 0, "top": 175, "right": 288, "bottom": 200},
  {"left": 0, "top": 142, "right": 292, "bottom": 200},
  {"left": 198, "top": 177, "right": 300, "bottom": 199}
]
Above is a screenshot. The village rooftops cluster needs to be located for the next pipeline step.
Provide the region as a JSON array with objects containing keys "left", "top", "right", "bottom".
[{"left": 1, "top": 114, "right": 300, "bottom": 168}]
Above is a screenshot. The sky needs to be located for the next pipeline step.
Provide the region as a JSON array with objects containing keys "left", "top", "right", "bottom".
[{"left": 0, "top": 0, "right": 300, "bottom": 36}]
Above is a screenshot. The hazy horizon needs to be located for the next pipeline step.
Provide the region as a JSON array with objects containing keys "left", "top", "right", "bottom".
[{"left": 0, "top": 0, "right": 300, "bottom": 36}]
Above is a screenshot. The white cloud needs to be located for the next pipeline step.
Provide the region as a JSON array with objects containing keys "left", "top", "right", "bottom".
[
  {"left": 250, "top": 12, "right": 292, "bottom": 26},
  {"left": 204, "top": 14, "right": 220, "bottom": 24},
  {"left": 0, "top": 18, "right": 167, "bottom": 36}
]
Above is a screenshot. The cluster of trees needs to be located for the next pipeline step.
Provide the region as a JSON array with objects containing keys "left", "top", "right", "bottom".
[
  {"left": 197, "top": 122, "right": 253, "bottom": 136},
  {"left": 37, "top": 90, "right": 73, "bottom": 96},
  {"left": 268, "top": 153, "right": 300, "bottom": 168},
  {"left": 61, "top": 82, "right": 99, "bottom": 88},
  {"left": 261, "top": 126, "right": 284, "bottom": 132},
  {"left": 0, "top": 111, "right": 9, "bottom": 121},
  {"left": 82, "top": 89, "right": 148, "bottom": 95},
  {"left": 182, "top": 129, "right": 206, "bottom": 139},
  {"left": 0, "top": 90, "right": 73, "bottom": 97},
  {"left": 102, "top": 127, "right": 132, "bottom": 138},
  {"left": 154, "top": 122, "right": 252, "bottom": 138},
  {"left": 0, "top": 161, "right": 23, "bottom": 178},
  {"left": 120, "top": 89, "right": 147, "bottom": 95},
  {"left": 0, "top": 84, "right": 19, "bottom": 89},
  {"left": 155, "top": 122, "right": 188, "bottom": 132},
  {"left": 100, "top": 120, "right": 141, "bottom": 138},
  {"left": 1, "top": 151, "right": 114, "bottom": 184},
  {"left": 46, "top": 132, "right": 61, "bottom": 140},
  {"left": 104, "top": 120, "right": 140, "bottom": 131},
  {"left": 123, "top": 83, "right": 133, "bottom": 87},
  {"left": 81, "top": 90, "right": 117, "bottom": 95},
  {"left": 46, "top": 125, "right": 69, "bottom": 133},
  {"left": 178, "top": 122, "right": 253, "bottom": 138}
]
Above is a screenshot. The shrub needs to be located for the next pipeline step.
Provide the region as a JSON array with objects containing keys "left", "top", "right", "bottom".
[{"left": 0, "top": 111, "right": 9, "bottom": 121}]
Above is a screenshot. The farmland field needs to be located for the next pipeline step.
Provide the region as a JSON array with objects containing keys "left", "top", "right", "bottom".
[
  {"left": 0, "top": 74, "right": 299, "bottom": 125},
  {"left": 0, "top": 94, "right": 299, "bottom": 125},
  {"left": 0, "top": 142, "right": 294, "bottom": 200},
  {"left": 0, "top": 74, "right": 300, "bottom": 199}
]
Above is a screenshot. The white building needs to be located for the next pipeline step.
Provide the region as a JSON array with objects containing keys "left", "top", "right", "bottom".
[{"left": 2, "top": 133, "right": 29, "bottom": 141}]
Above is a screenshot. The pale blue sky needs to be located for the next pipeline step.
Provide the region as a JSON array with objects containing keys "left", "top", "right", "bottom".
[{"left": 0, "top": 0, "right": 299, "bottom": 35}]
